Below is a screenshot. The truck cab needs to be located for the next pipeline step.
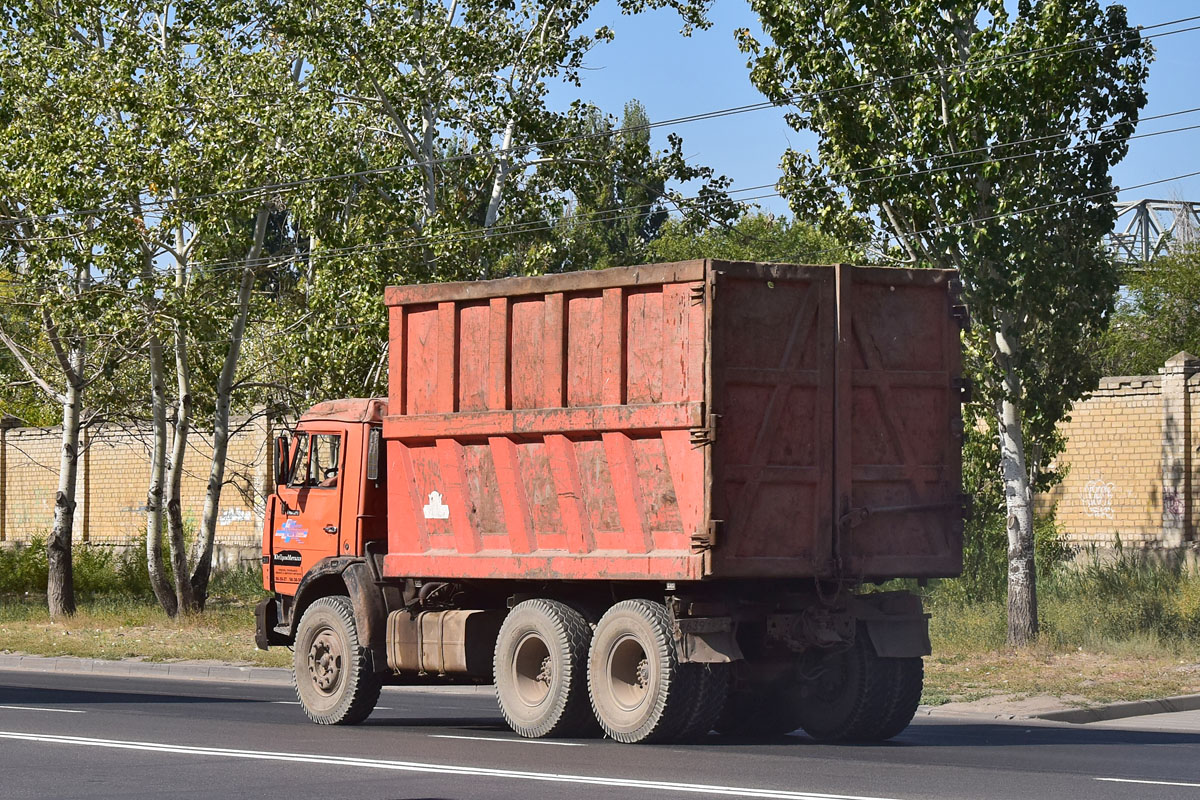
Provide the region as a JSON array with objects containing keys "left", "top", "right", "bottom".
[{"left": 262, "top": 398, "right": 388, "bottom": 595}]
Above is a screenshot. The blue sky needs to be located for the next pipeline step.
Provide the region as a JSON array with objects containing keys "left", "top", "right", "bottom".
[{"left": 551, "top": 1, "right": 1200, "bottom": 219}]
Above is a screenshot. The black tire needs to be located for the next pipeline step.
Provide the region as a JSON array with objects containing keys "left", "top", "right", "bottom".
[
  {"left": 494, "top": 599, "right": 598, "bottom": 738},
  {"left": 292, "top": 596, "right": 381, "bottom": 725},
  {"left": 676, "top": 663, "right": 729, "bottom": 741},
  {"left": 863, "top": 656, "right": 924, "bottom": 741},
  {"left": 714, "top": 677, "right": 804, "bottom": 738},
  {"left": 587, "top": 599, "right": 701, "bottom": 743},
  {"left": 794, "top": 630, "right": 921, "bottom": 742}
]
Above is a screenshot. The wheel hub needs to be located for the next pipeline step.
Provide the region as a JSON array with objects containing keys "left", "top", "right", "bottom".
[{"left": 308, "top": 630, "right": 343, "bottom": 693}]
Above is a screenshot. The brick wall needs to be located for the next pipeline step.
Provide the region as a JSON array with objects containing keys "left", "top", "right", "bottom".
[
  {"left": 1038, "top": 352, "right": 1200, "bottom": 553},
  {"left": 0, "top": 412, "right": 272, "bottom": 566}
]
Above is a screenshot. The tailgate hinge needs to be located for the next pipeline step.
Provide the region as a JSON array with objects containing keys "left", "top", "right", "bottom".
[
  {"left": 691, "top": 520, "right": 722, "bottom": 552},
  {"left": 689, "top": 413, "right": 719, "bottom": 447}
]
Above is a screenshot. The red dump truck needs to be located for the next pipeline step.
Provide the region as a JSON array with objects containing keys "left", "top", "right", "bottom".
[{"left": 256, "top": 259, "right": 967, "bottom": 744}]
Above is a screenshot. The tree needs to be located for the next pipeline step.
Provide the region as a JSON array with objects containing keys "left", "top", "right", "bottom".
[
  {"left": 260, "top": 0, "right": 736, "bottom": 403},
  {"left": 741, "top": 1, "right": 1151, "bottom": 644},
  {"left": 1094, "top": 244, "right": 1200, "bottom": 376},
  {"left": 0, "top": 3, "right": 152, "bottom": 616},
  {"left": 648, "top": 211, "right": 862, "bottom": 263}
]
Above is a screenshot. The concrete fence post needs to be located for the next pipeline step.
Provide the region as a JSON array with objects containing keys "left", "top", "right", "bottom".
[
  {"left": 0, "top": 415, "right": 18, "bottom": 542},
  {"left": 1161, "top": 351, "right": 1200, "bottom": 547}
]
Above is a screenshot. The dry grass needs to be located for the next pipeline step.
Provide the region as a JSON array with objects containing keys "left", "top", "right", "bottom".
[
  {"left": 923, "top": 646, "right": 1200, "bottom": 706},
  {"left": 0, "top": 598, "right": 290, "bottom": 668}
]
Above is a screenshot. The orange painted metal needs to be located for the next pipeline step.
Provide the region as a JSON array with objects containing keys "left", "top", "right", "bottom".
[{"left": 381, "top": 260, "right": 963, "bottom": 583}]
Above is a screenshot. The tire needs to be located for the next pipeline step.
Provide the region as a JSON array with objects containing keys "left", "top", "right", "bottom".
[
  {"left": 493, "top": 599, "right": 598, "bottom": 739},
  {"left": 714, "top": 677, "right": 804, "bottom": 738},
  {"left": 863, "top": 656, "right": 923, "bottom": 741},
  {"left": 587, "top": 599, "right": 701, "bottom": 744},
  {"left": 676, "top": 663, "right": 729, "bottom": 741},
  {"left": 292, "top": 596, "right": 381, "bottom": 725},
  {"left": 794, "top": 629, "right": 922, "bottom": 742}
]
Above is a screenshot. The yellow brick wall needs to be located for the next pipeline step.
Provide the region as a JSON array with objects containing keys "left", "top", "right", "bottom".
[
  {"left": 0, "top": 414, "right": 270, "bottom": 553},
  {"left": 1038, "top": 381, "right": 1165, "bottom": 549}
]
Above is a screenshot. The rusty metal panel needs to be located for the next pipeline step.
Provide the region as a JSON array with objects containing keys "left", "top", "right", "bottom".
[
  {"left": 707, "top": 263, "right": 837, "bottom": 577},
  {"left": 384, "top": 263, "right": 709, "bottom": 582},
  {"left": 382, "top": 260, "right": 963, "bottom": 584},
  {"left": 836, "top": 266, "right": 964, "bottom": 578}
]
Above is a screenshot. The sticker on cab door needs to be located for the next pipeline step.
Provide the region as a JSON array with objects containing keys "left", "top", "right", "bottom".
[{"left": 275, "top": 519, "right": 309, "bottom": 544}]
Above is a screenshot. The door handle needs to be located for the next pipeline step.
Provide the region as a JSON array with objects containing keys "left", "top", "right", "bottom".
[{"left": 323, "top": 525, "right": 338, "bottom": 535}]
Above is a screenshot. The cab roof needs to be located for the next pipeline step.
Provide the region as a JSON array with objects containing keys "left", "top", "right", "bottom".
[{"left": 298, "top": 398, "right": 387, "bottom": 425}]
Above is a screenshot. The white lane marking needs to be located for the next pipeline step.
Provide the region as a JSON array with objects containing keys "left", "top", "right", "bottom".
[
  {"left": 0, "top": 730, "right": 905, "bottom": 800},
  {"left": 271, "top": 701, "right": 392, "bottom": 710},
  {"left": 1096, "top": 777, "right": 1200, "bottom": 788},
  {"left": 430, "top": 733, "right": 585, "bottom": 747},
  {"left": 0, "top": 705, "right": 85, "bottom": 714}
]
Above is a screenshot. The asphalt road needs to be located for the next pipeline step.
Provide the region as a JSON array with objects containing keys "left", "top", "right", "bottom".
[{"left": 1, "top": 669, "right": 1199, "bottom": 800}]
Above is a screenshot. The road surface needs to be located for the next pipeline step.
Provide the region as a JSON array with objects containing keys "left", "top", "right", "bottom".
[{"left": 1, "top": 669, "right": 1198, "bottom": 799}]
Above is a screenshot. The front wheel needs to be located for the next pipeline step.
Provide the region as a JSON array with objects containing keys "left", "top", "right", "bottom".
[{"left": 293, "top": 596, "right": 381, "bottom": 725}]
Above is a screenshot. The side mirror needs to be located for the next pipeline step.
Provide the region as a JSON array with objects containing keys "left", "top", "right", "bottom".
[
  {"left": 274, "top": 434, "right": 290, "bottom": 486},
  {"left": 366, "top": 426, "right": 381, "bottom": 482}
]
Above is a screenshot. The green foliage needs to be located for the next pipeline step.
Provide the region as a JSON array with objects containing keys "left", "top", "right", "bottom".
[
  {"left": 646, "top": 212, "right": 863, "bottom": 264},
  {"left": 0, "top": 536, "right": 262, "bottom": 602},
  {"left": 927, "top": 546, "right": 1200, "bottom": 653},
  {"left": 1093, "top": 244, "right": 1200, "bottom": 376}
]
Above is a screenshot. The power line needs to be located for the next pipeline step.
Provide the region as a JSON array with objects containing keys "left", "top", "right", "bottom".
[
  {"left": 1, "top": 12, "right": 1192, "bottom": 228},
  {"left": 121, "top": 114, "right": 1200, "bottom": 277},
  {"left": 5, "top": 112, "right": 1199, "bottom": 288}
]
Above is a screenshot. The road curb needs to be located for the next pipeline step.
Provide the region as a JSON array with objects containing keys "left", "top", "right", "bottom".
[
  {"left": 0, "top": 653, "right": 494, "bottom": 695},
  {"left": 1031, "top": 694, "right": 1200, "bottom": 724},
  {"left": 0, "top": 654, "right": 293, "bottom": 685}
]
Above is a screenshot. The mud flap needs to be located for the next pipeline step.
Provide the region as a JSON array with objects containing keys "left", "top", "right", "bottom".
[
  {"left": 254, "top": 597, "right": 289, "bottom": 649},
  {"left": 853, "top": 592, "right": 931, "bottom": 658},
  {"left": 673, "top": 617, "right": 744, "bottom": 663}
]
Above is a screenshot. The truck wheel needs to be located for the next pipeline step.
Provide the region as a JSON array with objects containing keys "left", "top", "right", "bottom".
[
  {"left": 861, "top": 656, "right": 924, "bottom": 741},
  {"left": 676, "top": 663, "right": 729, "bottom": 741},
  {"left": 494, "top": 599, "right": 598, "bottom": 739},
  {"left": 795, "top": 631, "right": 920, "bottom": 742},
  {"left": 714, "top": 678, "right": 803, "bottom": 738},
  {"left": 293, "top": 596, "right": 381, "bottom": 725},
  {"left": 587, "top": 599, "right": 700, "bottom": 743}
]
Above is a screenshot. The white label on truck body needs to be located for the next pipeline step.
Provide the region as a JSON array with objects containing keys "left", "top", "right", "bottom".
[{"left": 423, "top": 491, "right": 450, "bottom": 519}]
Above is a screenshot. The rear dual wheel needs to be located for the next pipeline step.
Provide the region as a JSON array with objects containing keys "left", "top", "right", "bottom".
[
  {"left": 794, "top": 631, "right": 923, "bottom": 742},
  {"left": 587, "top": 599, "right": 726, "bottom": 743},
  {"left": 494, "top": 599, "right": 598, "bottom": 738}
]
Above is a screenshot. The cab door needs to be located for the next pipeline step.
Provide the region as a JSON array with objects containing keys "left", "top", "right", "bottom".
[{"left": 270, "top": 429, "right": 345, "bottom": 587}]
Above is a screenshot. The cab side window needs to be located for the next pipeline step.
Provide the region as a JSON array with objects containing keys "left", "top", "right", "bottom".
[
  {"left": 311, "top": 435, "right": 341, "bottom": 488},
  {"left": 286, "top": 433, "right": 341, "bottom": 489}
]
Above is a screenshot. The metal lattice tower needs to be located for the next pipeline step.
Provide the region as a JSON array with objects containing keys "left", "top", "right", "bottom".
[{"left": 1108, "top": 199, "right": 1200, "bottom": 264}]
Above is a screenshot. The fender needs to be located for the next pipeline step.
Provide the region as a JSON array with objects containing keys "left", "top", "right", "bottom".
[{"left": 286, "top": 557, "right": 389, "bottom": 673}]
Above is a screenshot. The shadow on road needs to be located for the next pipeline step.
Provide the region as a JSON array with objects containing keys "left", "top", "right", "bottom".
[{"left": 0, "top": 685, "right": 258, "bottom": 707}]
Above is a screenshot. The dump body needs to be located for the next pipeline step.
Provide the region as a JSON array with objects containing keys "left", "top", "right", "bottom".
[{"left": 381, "top": 260, "right": 964, "bottom": 584}]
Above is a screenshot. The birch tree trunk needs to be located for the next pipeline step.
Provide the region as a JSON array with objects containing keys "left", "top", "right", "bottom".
[
  {"left": 47, "top": 364, "right": 81, "bottom": 618},
  {"left": 190, "top": 206, "right": 270, "bottom": 610},
  {"left": 994, "top": 323, "right": 1037, "bottom": 645},
  {"left": 167, "top": 243, "right": 196, "bottom": 611},
  {"left": 145, "top": 323, "right": 178, "bottom": 615}
]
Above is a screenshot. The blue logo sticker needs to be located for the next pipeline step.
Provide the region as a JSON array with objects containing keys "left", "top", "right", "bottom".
[{"left": 275, "top": 519, "right": 309, "bottom": 544}]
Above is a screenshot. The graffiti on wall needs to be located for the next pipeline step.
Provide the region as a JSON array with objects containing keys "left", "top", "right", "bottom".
[
  {"left": 1164, "top": 489, "right": 1184, "bottom": 522},
  {"left": 1083, "top": 478, "right": 1115, "bottom": 519}
]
